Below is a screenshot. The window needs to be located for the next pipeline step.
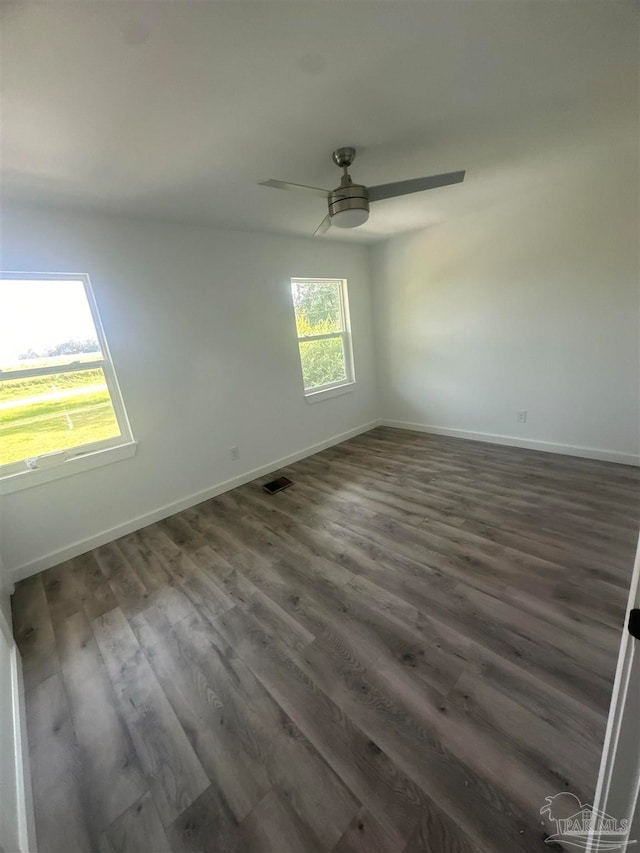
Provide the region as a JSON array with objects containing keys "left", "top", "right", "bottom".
[
  {"left": 290, "top": 278, "right": 355, "bottom": 397},
  {"left": 0, "top": 273, "right": 134, "bottom": 488}
]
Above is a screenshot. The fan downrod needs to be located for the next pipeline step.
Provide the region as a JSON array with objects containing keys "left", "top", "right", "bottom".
[{"left": 332, "top": 147, "right": 356, "bottom": 169}]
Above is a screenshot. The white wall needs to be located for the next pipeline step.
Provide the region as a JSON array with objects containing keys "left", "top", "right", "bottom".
[
  {"left": 588, "top": 533, "right": 640, "bottom": 852},
  {"left": 371, "top": 122, "right": 640, "bottom": 464},
  {"left": 0, "top": 563, "right": 12, "bottom": 629},
  {"left": 0, "top": 206, "right": 378, "bottom": 578},
  {"left": 0, "top": 612, "right": 19, "bottom": 853},
  {"left": 0, "top": 555, "right": 35, "bottom": 853},
  {"left": 0, "top": 557, "right": 18, "bottom": 853}
]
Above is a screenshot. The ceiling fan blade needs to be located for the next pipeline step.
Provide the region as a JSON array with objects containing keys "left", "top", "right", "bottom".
[
  {"left": 259, "top": 179, "right": 330, "bottom": 199},
  {"left": 313, "top": 214, "right": 331, "bottom": 236},
  {"left": 368, "top": 170, "right": 466, "bottom": 203}
]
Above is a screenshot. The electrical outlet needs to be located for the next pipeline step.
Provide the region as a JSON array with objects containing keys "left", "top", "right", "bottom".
[
  {"left": 230, "top": 446, "right": 240, "bottom": 461},
  {"left": 517, "top": 410, "right": 527, "bottom": 424}
]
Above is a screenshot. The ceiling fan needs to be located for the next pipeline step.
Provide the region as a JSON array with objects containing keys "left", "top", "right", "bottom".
[{"left": 260, "top": 147, "right": 465, "bottom": 236}]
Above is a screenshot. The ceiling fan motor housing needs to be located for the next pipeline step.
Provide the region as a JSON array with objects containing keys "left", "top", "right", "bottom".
[{"left": 329, "top": 184, "right": 370, "bottom": 228}]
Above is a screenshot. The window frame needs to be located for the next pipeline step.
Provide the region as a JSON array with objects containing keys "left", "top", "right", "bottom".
[
  {"left": 290, "top": 277, "right": 356, "bottom": 399},
  {"left": 0, "top": 272, "right": 136, "bottom": 491}
]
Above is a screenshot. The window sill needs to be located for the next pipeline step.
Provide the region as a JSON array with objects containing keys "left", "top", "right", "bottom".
[
  {"left": 305, "top": 382, "right": 356, "bottom": 404},
  {"left": 0, "top": 441, "right": 137, "bottom": 495}
]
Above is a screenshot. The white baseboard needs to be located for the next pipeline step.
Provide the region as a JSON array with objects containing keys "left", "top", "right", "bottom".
[
  {"left": 379, "top": 420, "right": 640, "bottom": 466},
  {"left": 9, "top": 421, "right": 379, "bottom": 584}
]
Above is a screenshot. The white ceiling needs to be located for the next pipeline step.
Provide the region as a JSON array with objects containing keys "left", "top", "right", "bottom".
[{"left": 1, "top": 1, "right": 638, "bottom": 242}]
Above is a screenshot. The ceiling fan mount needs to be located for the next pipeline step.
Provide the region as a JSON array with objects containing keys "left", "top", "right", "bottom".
[
  {"left": 332, "top": 146, "right": 356, "bottom": 169},
  {"left": 260, "top": 147, "right": 465, "bottom": 236}
]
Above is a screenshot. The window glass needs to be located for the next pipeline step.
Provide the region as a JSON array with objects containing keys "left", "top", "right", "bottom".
[
  {"left": 298, "top": 338, "right": 347, "bottom": 390},
  {"left": 290, "top": 278, "right": 354, "bottom": 393},
  {"left": 292, "top": 280, "right": 343, "bottom": 335},
  {"left": 0, "top": 275, "right": 131, "bottom": 473}
]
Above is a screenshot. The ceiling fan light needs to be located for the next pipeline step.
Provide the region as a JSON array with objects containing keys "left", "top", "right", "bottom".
[{"left": 331, "top": 207, "right": 370, "bottom": 229}]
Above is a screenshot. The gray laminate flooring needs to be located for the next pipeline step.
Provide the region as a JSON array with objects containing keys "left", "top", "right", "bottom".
[{"left": 12, "top": 427, "right": 640, "bottom": 852}]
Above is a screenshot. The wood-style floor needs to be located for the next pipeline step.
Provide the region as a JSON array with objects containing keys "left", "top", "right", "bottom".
[{"left": 12, "top": 427, "right": 640, "bottom": 853}]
